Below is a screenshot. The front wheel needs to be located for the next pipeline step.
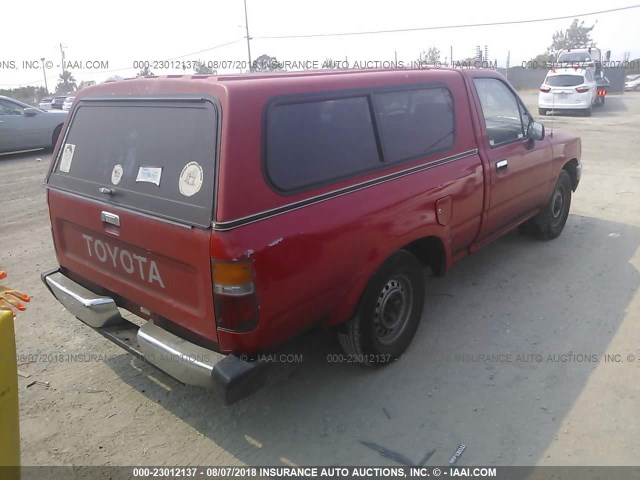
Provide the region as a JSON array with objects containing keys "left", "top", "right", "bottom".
[
  {"left": 338, "top": 250, "right": 425, "bottom": 366},
  {"left": 519, "top": 170, "right": 572, "bottom": 240},
  {"left": 538, "top": 108, "right": 548, "bottom": 116}
]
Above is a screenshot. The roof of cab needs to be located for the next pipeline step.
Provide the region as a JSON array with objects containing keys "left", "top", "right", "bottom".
[{"left": 75, "top": 67, "right": 502, "bottom": 100}]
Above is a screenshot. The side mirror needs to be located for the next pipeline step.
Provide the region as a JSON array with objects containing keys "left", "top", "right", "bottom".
[
  {"left": 23, "top": 108, "right": 39, "bottom": 117},
  {"left": 527, "top": 121, "right": 545, "bottom": 141}
]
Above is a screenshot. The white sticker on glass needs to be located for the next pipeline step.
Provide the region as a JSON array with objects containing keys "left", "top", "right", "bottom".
[
  {"left": 111, "top": 164, "right": 123, "bottom": 185},
  {"left": 136, "top": 166, "right": 162, "bottom": 186},
  {"left": 59, "top": 144, "right": 75, "bottom": 173},
  {"left": 179, "top": 162, "right": 204, "bottom": 197}
]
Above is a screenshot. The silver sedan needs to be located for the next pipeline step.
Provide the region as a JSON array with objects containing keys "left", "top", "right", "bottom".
[{"left": 0, "top": 95, "right": 68, "bottom": 154}]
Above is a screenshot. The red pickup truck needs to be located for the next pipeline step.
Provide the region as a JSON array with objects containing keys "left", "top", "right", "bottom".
[{"left": 42, "top": 68, "right": 581, "bottom": 403}]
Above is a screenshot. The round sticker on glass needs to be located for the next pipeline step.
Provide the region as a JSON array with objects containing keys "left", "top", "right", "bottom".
[
  {"left": 179, "top": 162, "right": 204, "bottom": 197},
  {"left": 111, "top": 164, "right": 123, "bottom": 185}
]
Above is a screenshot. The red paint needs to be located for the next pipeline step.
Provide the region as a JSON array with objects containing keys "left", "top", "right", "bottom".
[{"left": 45, "top": 69, "right": 581, "bottom": 355}]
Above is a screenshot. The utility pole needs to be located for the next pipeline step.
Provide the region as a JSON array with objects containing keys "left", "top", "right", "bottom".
[
  {"left": 59, "top": 43, "right": 66, "bottom": 78},
  {"left": 243, "top": 0, "right": 253, "bottom": 72},
  {"left": 41, "top": 57, "right": 49, "bottom": 93}
]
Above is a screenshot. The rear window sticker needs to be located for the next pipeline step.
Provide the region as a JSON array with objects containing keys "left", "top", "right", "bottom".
[
  {"left": 59, "top": 144, "right": 75, "bottom": 173},
  {"left": 136, "top": 166, "right": 162, "bottom": 186},
  {"left": 179, "top": 162, "right": 204, "bottom": 197},
  {"left": 111, "top": 164, "right": 123, "bottom": 185}
]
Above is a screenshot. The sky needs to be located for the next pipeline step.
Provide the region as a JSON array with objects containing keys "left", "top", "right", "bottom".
[{"left": 2, "top": 0, "right": 639, "bottom": 90}]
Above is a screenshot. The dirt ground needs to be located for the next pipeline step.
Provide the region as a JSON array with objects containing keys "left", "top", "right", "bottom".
[{"left": 1, "top": 92, "right": 639, "bottom": 468}]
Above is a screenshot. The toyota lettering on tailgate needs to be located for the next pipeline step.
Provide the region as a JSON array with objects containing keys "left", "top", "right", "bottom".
[{"left": 81, "top": 234, "right": 165, "bottom": 288}]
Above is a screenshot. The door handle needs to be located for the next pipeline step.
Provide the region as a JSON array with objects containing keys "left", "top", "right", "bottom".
[
  {"left": 101, "top": 211, "right": 120, "bottom": 227},
  {"left": 496, "top": 159, "right": 508, "bottom": 171}
]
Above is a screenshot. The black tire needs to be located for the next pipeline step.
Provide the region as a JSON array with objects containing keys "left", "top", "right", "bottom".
[
  {"left": 635, "top": 85, "right": 640, "bottom": 92},
  {"left": 51, "top": 125, "right": 62, "bottom": 149},
  {"left": 582, "top": 105, "right": 592, "bottom": 117},
  {"left": 538, "top": 108, "right": 547, "bottom": 116},
  {"left": 338, "top": 250, "right": 425, "bottom": 366},
  {"left": 519, "top": 170, "right": 572, "bottom": 240},
  {"left": 595, "top": 95, "right": 605, "bottom": 107}
]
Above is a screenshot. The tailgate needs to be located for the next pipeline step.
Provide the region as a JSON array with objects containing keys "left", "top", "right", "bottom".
[{"left": 46, "top": 97, "right": 219, "bottom": 343}]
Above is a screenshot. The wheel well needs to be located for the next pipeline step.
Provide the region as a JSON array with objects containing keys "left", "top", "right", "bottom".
[
  {"left": 402, "top": 236, "right": 445, "bottom": 277},
  {"left": 563, "top": 159, "right": 579, "bottom": 191},
  {"left": 52, "top": 124, "right": 63, "bottom": 146}
]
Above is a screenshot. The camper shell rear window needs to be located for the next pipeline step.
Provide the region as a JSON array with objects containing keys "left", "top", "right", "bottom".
[{"left": 47, "top": 98, "right": 218, "bottom": 228}]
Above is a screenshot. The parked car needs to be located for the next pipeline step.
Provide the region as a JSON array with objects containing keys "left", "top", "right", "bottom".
[
  {"left": 41, "top": 69, "right": 581, "bottom": 403},
  {"left": 38, "top": 97, "right": 53, "bottom": 110},
  {"left": 62, "top": 96, "right": 75, "bottom": 111},
  {"left": 538, "top": 67, "right": 600, "bottom": 116},
  {"left": 624, "top": 74, "right": 640, "bottom": 91},
  {"left": 0, "top": 96, "right": 67, "bottom": 154},
  {"left": 50, "top": 96, "right": 67, "bottom": 110}
]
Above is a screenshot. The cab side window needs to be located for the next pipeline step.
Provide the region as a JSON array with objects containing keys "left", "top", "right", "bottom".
[
  {"left": 374, "top": 87, "right": 454, "bottom": 163},
  {"left": 473, "top": 78, "right": 525, "bottom": 147}
]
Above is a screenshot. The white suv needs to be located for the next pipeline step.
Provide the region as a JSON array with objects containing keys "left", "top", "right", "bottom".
[{"left": 538, "top": 68, "right": 597, "bottom": 116}]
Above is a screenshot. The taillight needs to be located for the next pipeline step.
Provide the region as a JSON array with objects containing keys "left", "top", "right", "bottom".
[
  {"left": 575, "top": 86, "right": 590, "bottom": 93},
  {"left": 211, "top": 260, "right": 258, "bottom": 332},
  {"left": 540, "top": 86, "right": 551, "bottom": 93}
]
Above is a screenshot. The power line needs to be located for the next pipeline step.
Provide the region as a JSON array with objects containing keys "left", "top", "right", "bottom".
[
  {"left": 0, "top": 38, "right": 244, "bottom": 87},
  {"left": 254, "top": 4, "right": 640, "bottom": 39}
]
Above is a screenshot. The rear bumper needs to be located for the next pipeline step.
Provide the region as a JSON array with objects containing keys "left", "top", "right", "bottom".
[
  {"left": 41, "top": 269, "right": 265, "bottom": 404},
  {"left": 538, "top": 93, "right": 591, "bottom": 110}
]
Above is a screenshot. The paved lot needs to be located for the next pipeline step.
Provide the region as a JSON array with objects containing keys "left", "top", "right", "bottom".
[{"left": 1, "top": 92, "right": 639, "bottom": 467}]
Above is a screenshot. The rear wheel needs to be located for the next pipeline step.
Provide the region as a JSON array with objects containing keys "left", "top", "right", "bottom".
[
  {"left": 594, "top": 95, "right": 605, "bottom": 107},
  {"left": 538, "top": 108, "right": 548, "bottom": 116},
  {"left": 338, "top": 250, "right": 425, "bottom": 366},
  {"left": 582, "top": 105, "right": 592, "bottom": 117},
  {"left": 518, "top": 170, "right": 572, "bottom": 240}
]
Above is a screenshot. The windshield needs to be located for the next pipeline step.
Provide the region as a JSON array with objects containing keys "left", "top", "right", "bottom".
[
  {"left": 558, "top": 52, "right": 593, "bottom": 62},
  {"left": 47, "top": 99, "right": 218, "bottom": 228}
]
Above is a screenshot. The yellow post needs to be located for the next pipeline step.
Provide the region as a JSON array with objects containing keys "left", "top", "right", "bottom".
[
  {"left": 0, "top": 270, "right": 28, "bottom": 479},
  {"left": 0, "top": 309, "right": 20, "bottom": 476}
]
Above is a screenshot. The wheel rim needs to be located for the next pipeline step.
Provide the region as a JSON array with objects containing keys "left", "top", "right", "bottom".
[
  {"left": 550, "top": 184, "right": 567, "bottom": 226},
  {"left": 373, "top": 274, "right": 413, "bottom": 346}
]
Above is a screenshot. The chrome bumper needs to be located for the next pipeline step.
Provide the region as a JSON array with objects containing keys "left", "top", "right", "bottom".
[{"left": 41, "top": 270, "right": 265, "bottom": 403}]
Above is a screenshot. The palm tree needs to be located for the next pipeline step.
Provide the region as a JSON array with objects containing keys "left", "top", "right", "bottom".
[{"left": 55, "top": 70, "right": 77, "bottom": 94}]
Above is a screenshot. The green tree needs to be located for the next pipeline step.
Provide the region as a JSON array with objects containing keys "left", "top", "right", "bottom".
[
  {"left": 551, "top": 19, "right": 594, "bottom": 52},
  {"left": 137, "top": 66, "right": 155, "bottom": 77},
  {"left": 55, "top": 71, "right": 77, "bottom": 94},
  {"left": 77, "top": 80, "right": 96, "bottom": 90},
  {"left": 423, "top": 47, "right": 441, "bottom": 64},
  {"left": 529, "top": 19, "right": 595, "bottom": 63},
  {"left": 0, "top": 86, "right": 47, "bottom": 105},
  {"left": 194, "top": 61, "right": 216, "bottom": 74},
  {"left": 252, "top": 54, "right": 282, "bottom": 72}
]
